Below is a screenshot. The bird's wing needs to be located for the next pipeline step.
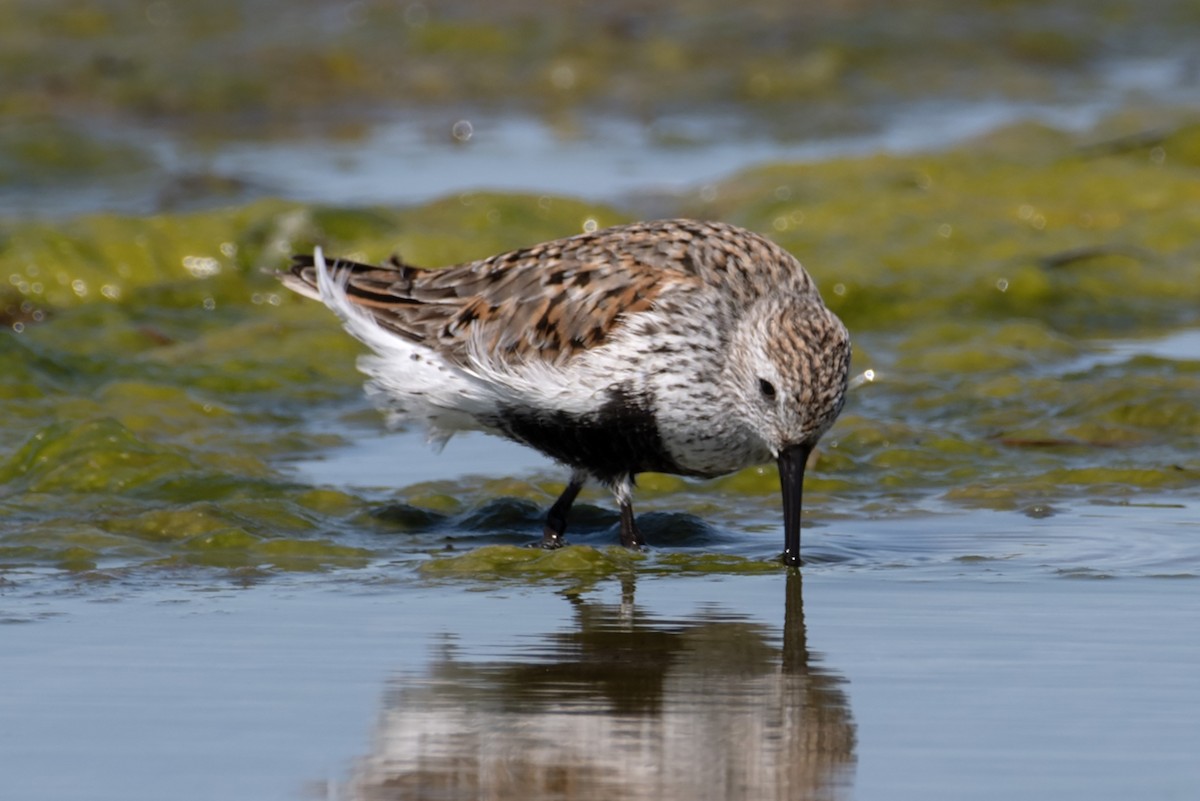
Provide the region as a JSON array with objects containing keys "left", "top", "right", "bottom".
[{"left": 285, "top": 234, "right": 704, "bottom": 368}]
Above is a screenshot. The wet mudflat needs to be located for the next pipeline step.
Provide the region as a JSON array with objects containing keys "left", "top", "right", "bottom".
[{"left": 4, "top": 1, "right": 1200, "bottom": 798}]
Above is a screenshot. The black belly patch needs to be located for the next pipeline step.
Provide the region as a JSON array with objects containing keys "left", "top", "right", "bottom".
[{"left": 496, "top": 384, "right": 684, "bottom": 483}]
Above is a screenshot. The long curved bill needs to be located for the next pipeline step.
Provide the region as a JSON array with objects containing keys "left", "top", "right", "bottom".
[{"left": 777, "top": 443, "right": 813, "bottom": 567}]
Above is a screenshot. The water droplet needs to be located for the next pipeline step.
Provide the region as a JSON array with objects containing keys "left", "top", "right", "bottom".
[
  {"left": 849, "top": 369, "right": 876, "bottom": 389},
  {"left": 451, "top": 120, "right": 473, "bottom": 143},
  {"left": 182, "top": 255, "right": 221, "bottom": 278}
]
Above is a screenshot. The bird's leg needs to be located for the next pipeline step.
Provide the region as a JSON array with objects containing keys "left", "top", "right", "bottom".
[
  {"left": 614, "top": 476, "right": 645, "bottom": 549},
  {"left": 618, "top": 501, "right": 645, "bottom": 549},
  {"left": 541, "top": 471, "right": 586, "bottom": 549}
]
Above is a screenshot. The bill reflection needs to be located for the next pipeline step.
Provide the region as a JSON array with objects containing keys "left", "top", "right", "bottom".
[{"left": 345, "top": 574, "right": 855, "bottom": 800}]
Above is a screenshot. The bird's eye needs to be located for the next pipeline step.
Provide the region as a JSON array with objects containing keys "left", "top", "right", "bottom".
[{"left": 758, "top": 378, "right": 777, "bottom": 400}]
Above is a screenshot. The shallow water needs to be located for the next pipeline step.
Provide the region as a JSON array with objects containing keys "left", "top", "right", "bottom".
[
  {"left": 292, "top": 414, "right": 1200, "bottom": 580},
  {"left": 7, "top": 51, "right": 1197, "bottom": 220},
  {"left": 4, "top": 543, "right": 1199, "bottom": 801}
]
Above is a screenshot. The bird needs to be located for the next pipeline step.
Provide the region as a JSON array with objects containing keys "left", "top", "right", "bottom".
[{"left": 280, "top": 218, "right": 851, "bottom": 566}]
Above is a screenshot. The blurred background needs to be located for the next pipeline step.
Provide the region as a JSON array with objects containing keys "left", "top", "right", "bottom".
[{"left": 4, "top": 0, "right": 1199, "bottom": 217}]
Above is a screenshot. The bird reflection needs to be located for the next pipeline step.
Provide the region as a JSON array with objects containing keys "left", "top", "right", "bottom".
[{"left": 344, "top": 573, "right": 855, "bottom": 800}]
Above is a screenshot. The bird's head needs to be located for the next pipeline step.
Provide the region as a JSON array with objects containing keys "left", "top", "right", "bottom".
[{"left": 725, "top": 294, "right": 851, "bottom": 565}]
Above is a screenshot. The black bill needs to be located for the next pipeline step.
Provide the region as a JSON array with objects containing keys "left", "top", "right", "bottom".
[{"left": 777, "top": 442, "right": 813, "bottom": 567}]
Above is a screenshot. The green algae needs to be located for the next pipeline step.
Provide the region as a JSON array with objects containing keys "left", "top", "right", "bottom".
[
  {"left": 172, "top": 533, "right": 373, "bottom": 572},
  {"left": 893, "top": 320, "right": 1081, "bottom": 375},
  {"left": 0, "top": 419, "right": 196, "bottom": 494},
  {"left": 419, "top": 544, "right": 786, "bottom": 581},
  {"left": 649, "top": 552, "right": 786, "bottom": 575},
  {"left": 421, "top": 545, "right": 644, "bottom": 580}
]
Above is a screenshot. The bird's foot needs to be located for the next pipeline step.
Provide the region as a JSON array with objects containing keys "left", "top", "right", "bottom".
[{"left": 540, "top": 527, "right": 568, "bottom": 550}]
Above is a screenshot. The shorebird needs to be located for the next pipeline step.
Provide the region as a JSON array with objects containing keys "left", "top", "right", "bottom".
[{"left": 281, "top": 219, "right": 850, "bottom": 565}]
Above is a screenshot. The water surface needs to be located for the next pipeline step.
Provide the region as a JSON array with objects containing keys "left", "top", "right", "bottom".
[{"left": 4, "top": 546, "right": 1198, "bottom": 801}]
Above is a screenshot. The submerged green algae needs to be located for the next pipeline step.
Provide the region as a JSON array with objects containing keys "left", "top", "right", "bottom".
[
  {"left": 419, "top": 544, "right": 787, "bottom": 581},
  {"left": 1, "top": 131, "right": 1198, "bottom": 578},
  {"left": 421, "top": 545, "right": 643, "bottom": 581}
]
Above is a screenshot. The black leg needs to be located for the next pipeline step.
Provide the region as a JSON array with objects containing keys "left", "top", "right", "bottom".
[
  {"left": 612, "top": 475, "right": 645, "bottom": 549},
  {"left": 618, "top": 497, "right": 645, "bottom": 549},
  {"left": 541, "top": 474, "right": 584, "bottom": 549}
]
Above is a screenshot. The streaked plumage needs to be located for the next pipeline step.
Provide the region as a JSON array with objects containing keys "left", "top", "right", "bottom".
[{"left": 281, "top": 219, "right": 850, "bottom": 565}]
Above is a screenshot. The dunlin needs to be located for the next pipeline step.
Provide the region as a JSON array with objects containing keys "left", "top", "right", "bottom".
[{"left": 282, "top": 219, "right": 850, "bottom": 565}]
